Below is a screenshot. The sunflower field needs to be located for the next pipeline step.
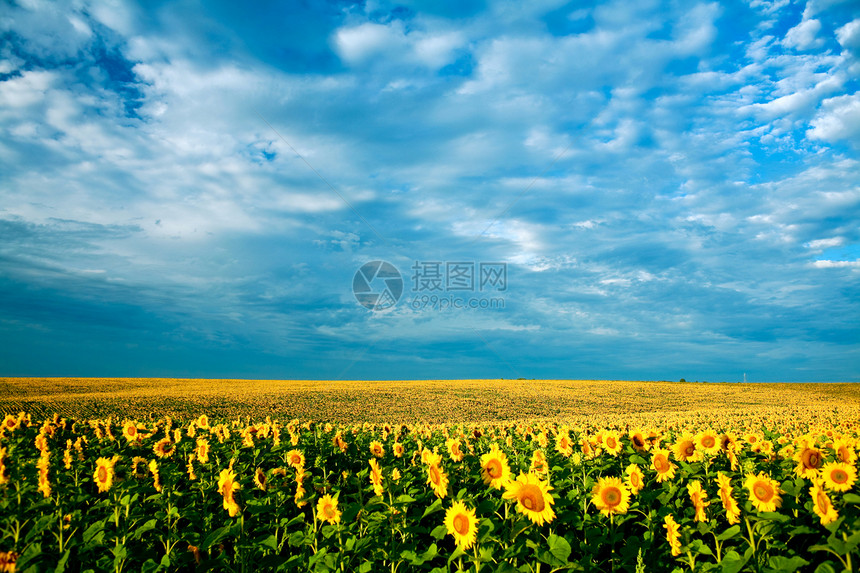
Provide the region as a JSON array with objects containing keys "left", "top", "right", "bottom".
[{"left": 1, "top": 406, "right": 859, "bottom": 573}]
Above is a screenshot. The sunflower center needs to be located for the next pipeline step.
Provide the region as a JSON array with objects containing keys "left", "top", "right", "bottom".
[
  {"left": 753, "top": 482, "right": 772, "bottom": 501},
  {"left": 631, "top": 474, "right": 641, "bottom": 487},
  {"left": 606, "top": 438, "right": 617, "bottom": 449},
  {"left": 323, "top": 504, "right": 335, "bottom": 519},
  {"left": 702, "top": 436, "right": 715, "bottom": 448},
  {"left": 816, "top": 490, "right": 829, "bottom": 509},
  {"left": 453, "top": 513, "right": 470, "bottom": 535},
  {"left": 654, "top": 456, "right": 668, "bottom": 472},
  {"left": 98, "top": 466, "right": 108, "bottom": 482},
  {"left": 633, "top": 435, "right": 644, "bottom": 447},
  {"left": 832, "top": 469, "right": 848, "bottom": 484},
  {"left": 684, "top": 443, "right": 695, "bottom": 457},
  {"left": 486, "top": 459, "right": 502, "bottom": 478},
  {"left": 806, "top": 451, "right": 821, "bottom": 468},
  {"left": 128, "top": 426, "right": 136, "bottom": 436},
  {"left": 520, "top": 485, "right": 545, "bottom": 512},
  {"left": 602, "top": 487, "right": 621, "bottom": 507}
]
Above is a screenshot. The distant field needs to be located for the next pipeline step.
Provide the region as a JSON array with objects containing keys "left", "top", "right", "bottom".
[{"left": 1, "top": 377, "right": 858, "bottom": 424}]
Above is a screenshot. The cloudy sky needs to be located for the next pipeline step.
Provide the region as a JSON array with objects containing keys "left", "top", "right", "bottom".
[{"left": 1, "top": 0, "right": 858, "bottom": 382}]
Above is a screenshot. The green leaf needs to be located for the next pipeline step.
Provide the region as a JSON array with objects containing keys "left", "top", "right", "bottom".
[
  {"left": 54, "top": 550, "right": 70, "bottom": 573},
  {"left": 430, "top": 524, "right": 447, "bottom": 540},
  {"left": 547, "top": 534, "right": 572, "bottom": 563},
  {"left": 765, "top": 556, "right": 809, "bottom": 573},
  {"left": 813, "top": 563, "right": 837, "bottom": 573},
  {"left": 842, "top": 493, "right": 860, "bottom": 504},
  {"left": 140, "top": 560, "right": 159, "bottom": 573},
  {"left": 721, "top": 550, "right": 749, "bottom": 573},
  {"left": 200, "top": 526, "right": 231, "bottom": 551},
  {"left": 716, "top": 525, "right": 741, "bottom": 541},
  {"left": 132, "top": 519, "right": 157, "bottom": 541},
  {"left": 422, "top": 498, "right": 444, "bottom": 520}
]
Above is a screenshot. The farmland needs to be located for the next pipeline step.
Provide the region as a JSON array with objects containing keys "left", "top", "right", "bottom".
[{"left": 0, "top": 379, "right": 858, "bottom": 572}]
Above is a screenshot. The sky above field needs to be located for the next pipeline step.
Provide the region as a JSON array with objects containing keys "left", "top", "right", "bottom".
[{"left": 1, "top": 0, "right": 859, "bottom": 382}]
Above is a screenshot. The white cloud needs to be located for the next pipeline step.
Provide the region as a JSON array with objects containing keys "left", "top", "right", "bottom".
[
  {"left": 805, "top": 237, "right": 844, "bottom": 250},
  {"left": 783, "top": 19, "right": 823, "bottom": 51},
  {"left": 812, "top": 259, "right": 860, "bottom": 268},
  {"left": 836, "top": 19, "right": 860, "bottom": 49},
  {"left": 332, "top": 21, "right": 464, "bottom": 69},
  {"left": 807, "top": 93, "right": 860, "bottom": 143}
]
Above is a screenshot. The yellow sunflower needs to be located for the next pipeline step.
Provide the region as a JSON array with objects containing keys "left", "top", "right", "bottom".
[
  {"left": 426, "top": 462, "right": 448, "bottom": 499},
  {"left": 287, "top": 449, "right": 305, "bottom": 470},
  {"left": 195, "top": 438, "right": 210, "bottom": 464},
  {"left": 664, "top": 514, "right": 682, "bottom": 556},
  {"left": 153, "top": 438, "right": 175, "bottom": 459},
  {"left": 832, "top": 438, "right": 857, "bottom": 465},
  {"left": 122, "top": 421, "right": 141, "bottom": 443},
  {"left": 555, "top": 431, "right": 574, "bottom": 457},
  {"left": 794, "top": 446, "right": 824, "bottom": 479},
  {"left": 687, "top": 480, "right": 709, "bottom": 522},
  {"left": 444, "top": 500, "right": 478, "bottom": 550},
  {"left": 603, "top": 430, "right": 623, "bottom": 457},
  {"left": 715, "top": 472, "right": 740, "bottom": 524},
  {"left": 480, "top": 443, "right": 511, "bottom": 490},
  {"left": 530, "top": 450, "right": 548, "bottom": 475},
  {"left": 217, "top": 467, "right": 241, "bottom": 517},
  {"left": 503, "top": 472, "right": 555, "bottom": 526},
  {"left": 651, "top": 448, "right": 677, "bottom": 482},
  {"left": 820, "top": 461, "right": 857, "bottom": 492},
  {"left": 673, "top": 433, "right": 700, "bottom": 463},
  {"left": 368, "top": 459, "right": 384, "bottom": 496},
  {"left": 744, "top": 472, "right": 782, "bottom": 513},
  {"left": 317, "top": 493, "right": 341, "bottom": 525},
  {"left": 696, "top": 430, "right": 720, "bottom": 456},
  {"left": 447, "top": 438, "right": 464, "bottom": 462},
  {"left": 625, "top": 464, "right": 645, "bottom": 495},
  {"left": 591, "top": 476, "right": 631, "bottom": 517},
  {"left": 196, "top": 414, "right": 210, "bottom": 430},
  {"left": 369, "top": 441, "right": 385, "bottom": 458},
  {"left": 393, "top": 442, "right": 404, "bottom": 458},
  {"left": 629, "top": 429, "right": 650, "bottom": 453},
  {"left": 810, "top": 481, "right": 839, "bottom": 526},
  {"left": 254, "top": 467, "right": 267, "bottom": 491},
  {"left": 93, "top": 456, "right": 118, "bottom": 493}
]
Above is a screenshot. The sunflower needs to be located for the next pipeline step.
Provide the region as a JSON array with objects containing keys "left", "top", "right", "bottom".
[
  {"left": 446, "top": 438, "right": 464, "bottom": 462},
  {"left": 629, "top": 429, "right": 650, "bottom": 452},
  {"left": 153, "top": 438, "right": 176, "bottom": 459},
  {"left": 217, "top": 467, "right": 241, "bottom": 517},
  {"left": 530, "top": 450, "right": 548, "bottom": 475},
  {"left": 696, "top": 430, "right": 720, "bottom": 456},
  {"left": 122, "top": 421, "right": 142, "bottom": 443},
  {"left": 673, "top": 433, "right": 700, "bottom": 463},
  {"left": 287, "top": 449, "right": 305, "bottom": 470},
  {"left": 651, "top": 448, "right": 676, "bottom": 482},
  {"left": 369, "top": 441, "right": 385, "bottom": 458},
  {"left": 195, "top": 438, "right": 210, "bottom": 464},
  {"left": 625, "top": 464, "right": 645, "bottom": 495},
  {"left": 555, "top": 431, "right": 574, "bottom": 457},
  {"left": 480, "top": 443, "right": 511, "bottom": 490},
  {"left": 444, "top": 501, "right": 478, "bottom": 550},
  {"left": 317, "top": 493, "right": 341, "bottom": 525},
  {"left": 715, "top": 472, "right": 740, "bottom": 524},
  {"left": 393, "top": 442, "right": 404, "bottom": 458},
  {"left": 254, "top": 468, "right": 267, "bottom": 491},
  {"left": 333, "top": 432, "right": 348, "bottom": 453},
  {"left": 794, "top": 446, "right": 824, "bottom": 479},
  {"left": 392, "top": 468, "right": 401, "bottom": 481},
  {"left": 94, "top": 456, "right": 118, "bottom": 493},
  {"left": 744, "top": 472, "right": 782, "bottom": 513},
  {"left": 503, "top": 472, "right": 555, "bottom": 526},
  {"left": 820, "top": 461, "right": 857, "bottom": 492},
  {"left": 149, "top": 459, "right": 162, "bottom": 493},
  {"left": 832, "top": 438, "right": 857, "bottom": 465},
  {"left": 2, "top": 414, "right": 19, "bottom": 432},
  {"left": 196, "top": 415, "right": 210, "bottom": 430},
  {"left": 0, "top": 551, "right": 19, "bottom": 572},
  {"left": 603, "top": 430, "right": 623, "bottom": 457},
  {"left": 591, "top": 476, "right": 631, "bottom": 517},
  {"left": 37, "top": 454, "right": 51, "bottom": 498},
  {"left": 687, "top": 480, "right": 709, "bottom": 522},
  {"left": 426, "top": 462, "right": 448, "bottom": 499},
  {"left": 810, "top": 481, "right": 839, "bottom": 526},
  {"left": 664, "top": 514, "right": 682, "bottom": 556}
]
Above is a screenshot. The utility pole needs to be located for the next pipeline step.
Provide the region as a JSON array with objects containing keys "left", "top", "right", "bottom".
[{"left": 743, "top": 373, "right": 747, "bottom": 383}]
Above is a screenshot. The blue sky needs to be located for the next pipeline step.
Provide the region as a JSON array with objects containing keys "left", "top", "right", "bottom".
[{"left": 1, "top": 0, "right": 858, "bottom": 382}]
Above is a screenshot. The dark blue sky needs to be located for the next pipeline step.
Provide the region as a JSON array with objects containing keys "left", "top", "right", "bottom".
[{"left": 1, "top": 0, "right": 858, "bottom": 381}]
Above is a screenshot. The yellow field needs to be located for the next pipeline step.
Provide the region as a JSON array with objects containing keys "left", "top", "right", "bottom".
[{"left": 1, "top": 377, "right": 858, "bottom": 425}]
